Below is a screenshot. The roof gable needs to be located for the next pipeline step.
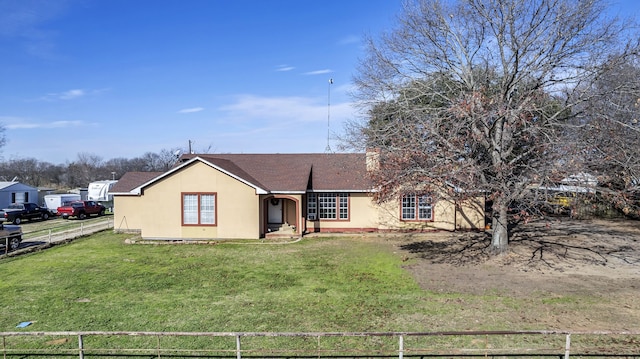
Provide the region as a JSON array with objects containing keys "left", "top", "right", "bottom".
[
  {"left": 189, "top": 153, "right": 370, "bottom": 192},
  {"left": 114, "top": 153, "right": 371, "bottom": 195},
  {"left": 110, "top": 172, "right": 163, "bottom": 194}
]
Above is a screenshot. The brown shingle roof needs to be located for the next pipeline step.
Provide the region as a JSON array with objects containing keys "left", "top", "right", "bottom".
[
  {"left": 192, "top": 153, "right": 370, "bottom": 192},
  {"left": 114, "top": 153, "right": 371, "bottom": 194},
  {"left": 110, "top": 172, "right": 163, "bottom": 193}
]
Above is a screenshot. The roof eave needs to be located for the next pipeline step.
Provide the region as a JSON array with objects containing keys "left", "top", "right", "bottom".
[
  {"left": 111, "top": 192, "right": 141, "bottom": 196},
  {"left": 307, "top": 189, "right": 373, "bottom": 193},
  {"left": 131, "top": 156, "right": 268, "bottom": 194}
]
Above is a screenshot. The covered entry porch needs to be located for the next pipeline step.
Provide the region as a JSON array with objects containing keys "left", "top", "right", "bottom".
[{"left": 263, "top": 195, "right": 301, "bottom": 238}]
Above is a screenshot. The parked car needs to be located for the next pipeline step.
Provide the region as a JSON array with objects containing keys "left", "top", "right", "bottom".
[
  {"left": 57, "top": 201, "right": 106, "bottom": 220},
  {"left": 0, "top": 218, "right": 23, "bottom": 252},
  {"left": 0, "top": 202, "right": 51, "bottom": 225}
]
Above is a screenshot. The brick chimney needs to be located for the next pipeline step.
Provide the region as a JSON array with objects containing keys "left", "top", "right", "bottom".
[{"left": 366, "top": 148, "right": 380, "bottom": 172}]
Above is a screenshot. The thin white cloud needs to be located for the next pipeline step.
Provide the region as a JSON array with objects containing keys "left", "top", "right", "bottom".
[
  {"left": 36, "top": 88, "right": 109, "bottom": 102},
  {"left": 303, "top": 69, "right": 333, "bottom": 75},
  {"left": 217, "top": 94, "right": 354, "bottom": 126},
  {"left": 6, "top": 119, "right": 86, "bottom": 129},
  {"left": 276, "top": 65, "right": 295, "bottom": 72},
  {"left": 40, "top": 89, "right": 86, "bottom": 101},
  {"left": 195, "top": 94, "right": 357, "bottom": 153},
  {"left": 178, "top": 107, "right": 204, "bottom": 114},
  {"left": 338, "top": 35, "right": 360, "bottom": 45},
  {"left": 59, "top": 89, "right": 85, "bottom": 100},
  {"left": 219, "top": 95, "right": 320, "bottom": 121}
]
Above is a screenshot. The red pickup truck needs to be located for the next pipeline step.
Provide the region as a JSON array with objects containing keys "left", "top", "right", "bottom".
[{"left": 57, "top": 201, "right": 106, "bottom": 220}]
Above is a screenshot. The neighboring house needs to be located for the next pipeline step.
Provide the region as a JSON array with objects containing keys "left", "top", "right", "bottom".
[
  {"left": 0, "top": 182, "right": 39, "bottom": 209},
  {"left": 110, "top": 153, "right": 484, "bottom": 240}
]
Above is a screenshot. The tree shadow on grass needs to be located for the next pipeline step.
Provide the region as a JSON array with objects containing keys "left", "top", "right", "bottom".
[
  {"left": 399, "top": 219, "right": 640, "bottom": 270},
  {"left": 399, "top": 232, "right": 493, "bottom": 266}
]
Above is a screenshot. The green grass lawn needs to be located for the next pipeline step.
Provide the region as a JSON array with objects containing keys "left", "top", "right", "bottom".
[
  {"left": 1, "top": 231, "right": 636, "bottom": 356},
  {"left": 1, "top": 232, "right": 430, "bottom": 333}
]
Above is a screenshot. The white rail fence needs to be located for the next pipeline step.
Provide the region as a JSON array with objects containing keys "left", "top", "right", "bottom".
[
  {"left": 26, "top": 219, "right": 114, "bottom": 244},
  {"left": 2, "top": 219, "right": 114, "bottom": 255},
  {"left": 1, "top": 330, "right": 639, "bottom": 358}
]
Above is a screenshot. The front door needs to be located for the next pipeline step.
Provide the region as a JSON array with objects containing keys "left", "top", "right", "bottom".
[{"left": 268, "top": 198, "right": 283, "bottom": 224}]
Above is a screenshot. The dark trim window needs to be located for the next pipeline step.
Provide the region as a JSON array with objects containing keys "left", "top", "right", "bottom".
[
  {"left": 11, "top": 192, "right": 28, "bottom": 203},
  {"left": 307, "top": 193, "right": 349, "bottom": 220},
  {"left": 182, "top": 192, "right": 216, "bottom": 226},
  {"left": 401, "top": 193, "right": 433, "bottom": 221}
]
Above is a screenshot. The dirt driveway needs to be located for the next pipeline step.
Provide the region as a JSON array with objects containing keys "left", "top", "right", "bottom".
[{"left": 395, "top": 218, "right": 640, "bottom": 331}]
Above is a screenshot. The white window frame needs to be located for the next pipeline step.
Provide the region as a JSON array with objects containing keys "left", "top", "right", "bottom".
[
  {"left": 182, "top": 192, "right": 216, "bottom": 226},
  {"left": 401, "top": 193, "right": 433, "bottom": 221},
  {"left": 307, "top": 192, "right": 349, "bottom": 220}
]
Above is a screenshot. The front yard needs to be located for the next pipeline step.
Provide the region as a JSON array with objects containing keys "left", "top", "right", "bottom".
[{"left": 1, "top": 218, "right": 639, "bottom": 355}]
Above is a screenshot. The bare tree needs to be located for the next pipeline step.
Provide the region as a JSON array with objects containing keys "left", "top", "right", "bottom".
[
  {"left": 0, "top": 148, "right": 182, "bottom": 189},
  {"left": 574, "top": 58, "right": 640, "bottom": 217},
  {"left": 66, "top": 152, "right": 104, "bottom": 187},
  {"left": 0, "top": 124, "right": 6, "bottom": 156},
  {"left": 0, "top": 158, "right": 65, "bottom": 188},
  {"left": 139, "top": 148, "right": 180, "bottom": 172},
  {"left": 350, "top": 0, "right": 640, "bottom": 253}
]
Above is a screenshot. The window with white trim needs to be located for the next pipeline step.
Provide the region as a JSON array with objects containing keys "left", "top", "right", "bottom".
[
  {"left": 401, "top": 193, "right": 433, "bottom": 221},
  {"left": 182, "top": 193, "right": 216, "bottom": 225},
  {"left": 307, "top": 193, "right": 349, "bottom": 220}
]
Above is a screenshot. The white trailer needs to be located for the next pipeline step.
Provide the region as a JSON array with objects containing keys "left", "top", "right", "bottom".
[
  {"left": 44, "top": 194, "right": 81, "bottom": 214},
  {"left": 87, "top": 180, "right": 118, "bottom": 211},
  {"left": 87, "top": 180, "right": 118, "bottom": 201}
]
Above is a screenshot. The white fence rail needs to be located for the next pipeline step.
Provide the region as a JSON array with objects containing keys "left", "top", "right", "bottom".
[
  {"left": 26, "top": 219, "right": 114, "bottom": 244},
  {"left": 1, "top": 330, "right": 639, "bottom": 358},
  {"left": 1, "top": 219, "right": 114, "bottom": 255}
]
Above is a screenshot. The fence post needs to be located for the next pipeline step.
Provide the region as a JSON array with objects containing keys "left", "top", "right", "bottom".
[
  {"left": 236, "top": 335, "right": 241, "bottom": 359},
  {"left": 81, "top": 223, "right": 84, "bottom": 236},
  {"left": 78, "top": 334, "right": 84, "bottom": 359},
  {"left": 565, "top": 334, "right": 571, "bottom": 359},
  {"left": 398, "top": 335, "right": 404, "bottom": 359},
  {"left": 48, "top": 229, "right": 52, "bottom": 244}
]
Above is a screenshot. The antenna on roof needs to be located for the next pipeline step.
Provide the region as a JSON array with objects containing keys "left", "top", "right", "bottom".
[{"left": 325, "top": 78, "right": 333, "bottom": 153}]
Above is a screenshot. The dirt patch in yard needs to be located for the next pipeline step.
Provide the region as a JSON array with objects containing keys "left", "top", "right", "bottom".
[{"left": 394, "top": 218, "right": 640, "bottom": 331}]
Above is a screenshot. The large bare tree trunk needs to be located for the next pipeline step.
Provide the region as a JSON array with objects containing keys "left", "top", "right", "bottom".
[
  {"left": 350, "top": 0, "right": 640, "bottom": 256},
  {"left": 491, "top": 204, "right": 509, "bottom": 254}
]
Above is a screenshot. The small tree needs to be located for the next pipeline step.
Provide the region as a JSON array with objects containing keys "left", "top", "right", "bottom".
[{"left": 350, "top": 0, "right": 640, "bottom": 253}]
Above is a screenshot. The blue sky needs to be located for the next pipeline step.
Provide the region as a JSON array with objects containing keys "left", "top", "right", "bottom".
[{"left": 1, "top": 0, "right": 638, "bottom": 165}]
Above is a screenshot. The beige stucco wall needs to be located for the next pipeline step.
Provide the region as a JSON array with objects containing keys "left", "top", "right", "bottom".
[
  {"left": 304, "top": 192, "right": 379, "bottom": 232},
  {"left": 113, "top": 195, "right": 143, "bottom": 232},
  {"left": 114, "top": 162, "right": 261, "bottom": 240},
  {"left": 113, "top": 162, "right": 486, "bottom": 239},
  {"left": 376, "top": 196, "right": 485, "bottom": 231}
]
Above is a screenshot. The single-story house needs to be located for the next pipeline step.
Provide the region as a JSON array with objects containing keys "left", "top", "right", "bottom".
[
  {"left": 0, "top": 182, "right": 39, "bottom": 209},
  {"left": 110, "top": 153, "right": 485, "bottom": 240}
]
